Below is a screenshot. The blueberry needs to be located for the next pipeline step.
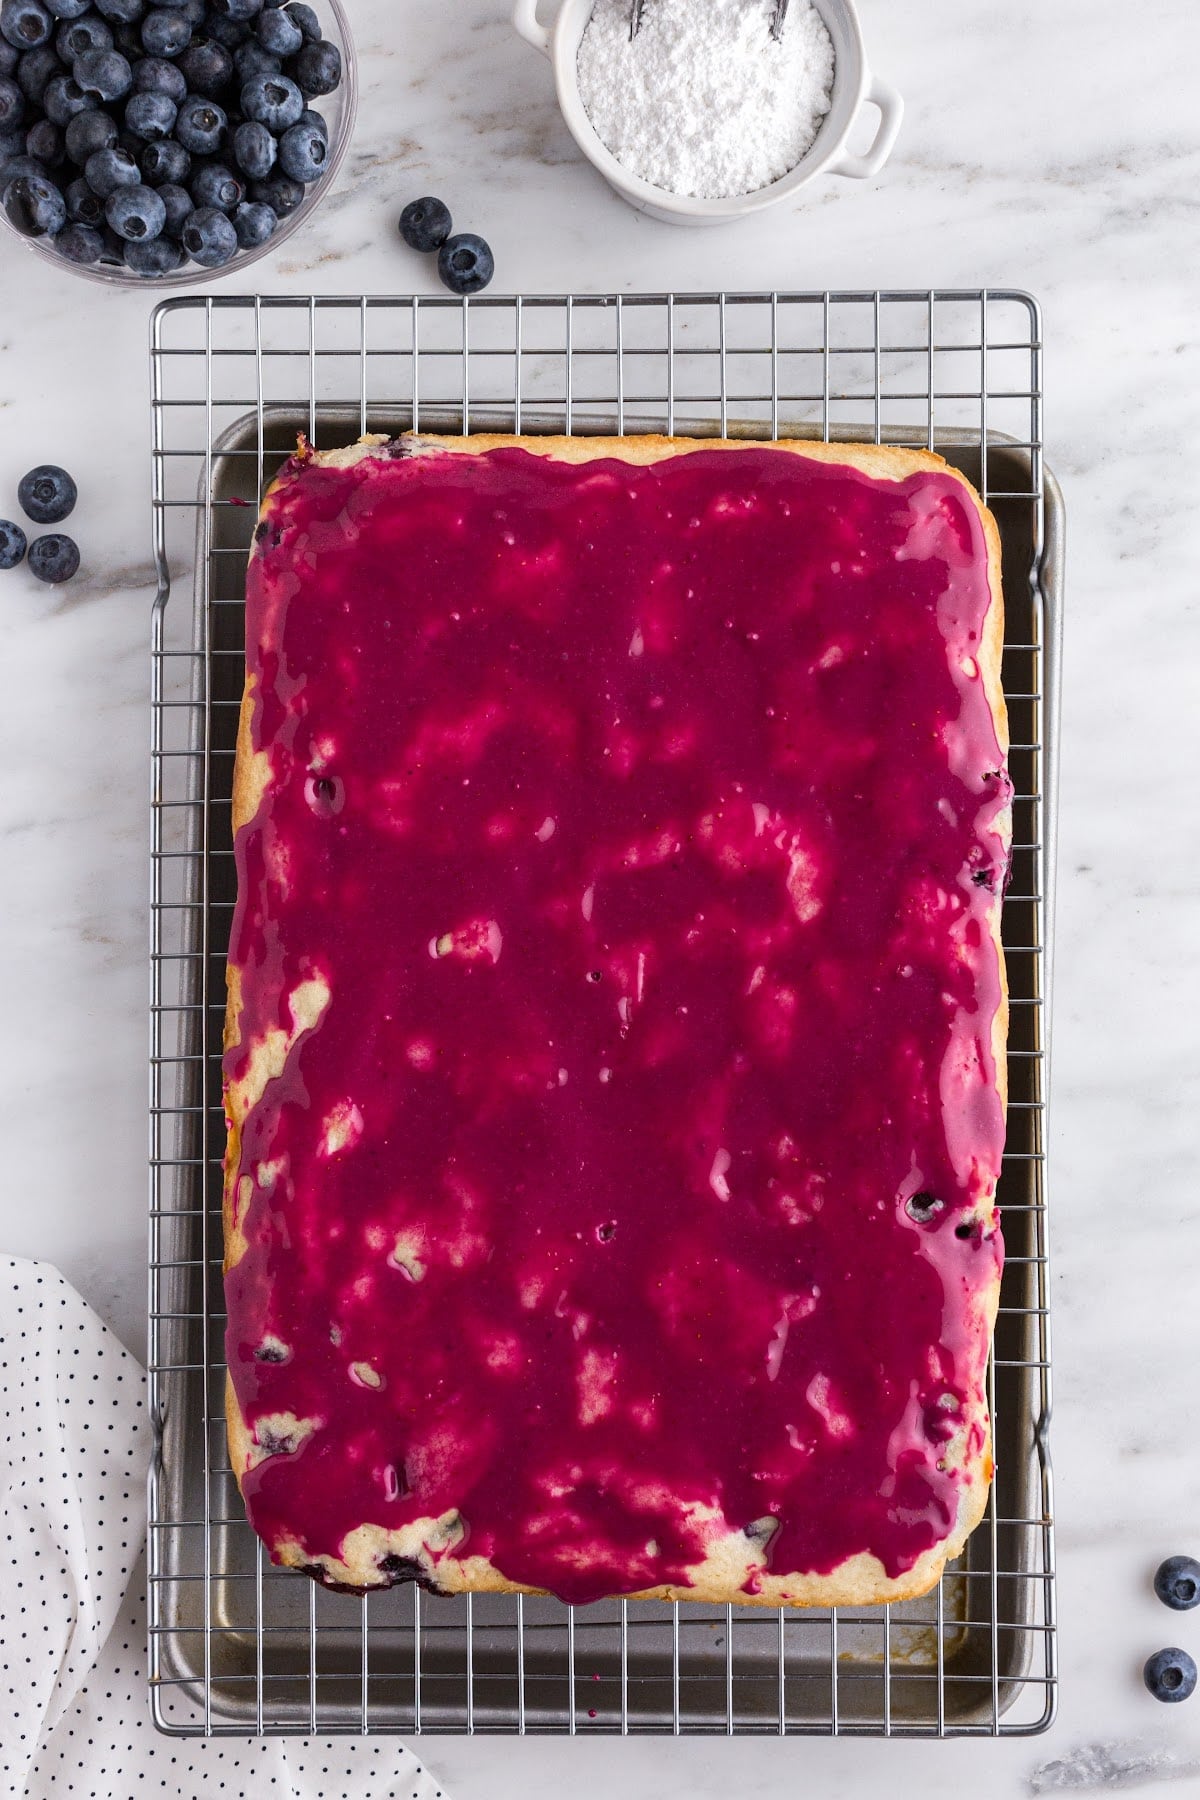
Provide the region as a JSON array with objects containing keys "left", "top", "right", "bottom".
[
  {"left": 0, "top": 68, "right": 22, "bottom": 126},
  {"left": 180, "top": 199, "right": 233, "bottom": 262},
  {"left": 123, "top": 228, "right": 181, "bottom": 271},
  {"left": 399, "top": 195, "right": 451, "bottom": 253},
  {"left": 202, "top": 10, "right": 246, "bottom": 47},
  {"left": 140, "top": 133, "right": 188, "bottom": 182},
  {"left": 437, "top": 231, "right": 494, "bottom": 297},
  {"left": 297, "top": 102, "right": 324, "bottom": 139},
  {"left": 231, "top": 114, "right": 272, "bottom": 177},
  {"left": 3, "top": 167, "right": 64, "bottom": 231},
  {"left": 285, "top": 2, "right": 317, "bottom": 43},
  {"left": 276, "top": 115, "right": 321, "bottom": 181},
  {"left": 18, "top": 463, "right": 77, "bottom": 523},
  {"left": 1155, "top": 1556, "right": 1200, "bottom": 1613},
  {"left": 232, "top": 36, "right": 276, "bottom": 81},
  {"left": 174, "top": 89, "right": 224, "bottom": 152},
  {"left": 1144, "top": 1648, "right": 1197, "bottom": 1704},
  {"left": 189, "top": 155, "right": 239, "bottom": 208},
  {"left": 16, "top": 39, "right": 59, "bottom": 100},
  {"left": 246, "top": 166, "right": 298, "bottom": 213},
  {"left": 73, "top": 46, "right": 132, "bottom": 100},
  {"left": 1, "top": 0, "right": 53, "bottom": 51},
  {"left": 289, "top": 36, "right": 338, "bottom": 97},
  {"left": 27, "top": 532, "right": 79, "bottom": 582},
  {"left": 176, "top": 33, "right": 229, "bottom": 92},
  {"left": 254, "top": 4, "right": 296, "bottom": 55},
  {"left": 64, "top": 104, "right": 117, "bottom": 161},
  {"left": 210, "top": 0, "right": 262, "bottom": 19},
  {"left": 92, "top": 0, "right": 145, "bottom": 21},
  {"left": 0, "top": 149, "right": 45, "bottom": 189},
  {"left": 132, "top": 52, "right": 185, "bottom": 98},
  {"left": 84, "top": 141, "right": 137, "bottom": 193},
  {"left": 154, "top": 174, "right": 189, "bottom": 229},
  {"left": 141, "top": 6, "right": 190, "bottom": 54},
  {"left": 55, "top": 14, "right": 109, "bottom": 59},
  {"left": 0, "top": 36, "right": 13, "bottom": 71},
  {"left": 25, "top": 114, "right": 63, "bottom": 163},
  {"left": 125, "top": 88, "right": 175, "bottom": 137},
  {"left": 64, "top": 171, "right": 101, "bottom": 218},
  {"left": 0, "top": 518, "right": 27, "bottom": 568},
  {"left": 105, "top": 176, "right": 164, "bottom": 236},
  {"left": 43, "top": 0, "right": 90, "bottom": 16},
  {"left": 42, "top": 72, "right": 95, "bottom": 123},
  {"left": 240, "top": 68, "right": 299, "bottom": 128},
  {"left": 97, "top": 219, "right": 122, "bottom": 258},
  {"left": 54, "top": 216, "right": 103, "bottom": 259},
  {"left": 230, "top": 193, "right": 270, "bottom": 243}
]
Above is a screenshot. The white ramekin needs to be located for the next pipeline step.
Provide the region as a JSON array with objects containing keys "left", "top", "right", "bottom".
[{"left": 513, "top": 0, "right": 903, "bottom": 226}]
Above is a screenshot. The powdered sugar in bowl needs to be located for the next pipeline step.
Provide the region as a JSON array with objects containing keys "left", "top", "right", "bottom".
[{"left": 512, "top": 0, "right": 903, "bottom": 226}]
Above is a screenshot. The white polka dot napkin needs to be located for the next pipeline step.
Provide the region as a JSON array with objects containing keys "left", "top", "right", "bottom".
[{"left": 0, "top": 1259, "right": 449, "bottom": 1800}]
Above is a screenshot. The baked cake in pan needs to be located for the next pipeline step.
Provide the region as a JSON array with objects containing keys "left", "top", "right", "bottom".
[{"left": 223, "top": 432, "right": 1010, "bottom": 1607}]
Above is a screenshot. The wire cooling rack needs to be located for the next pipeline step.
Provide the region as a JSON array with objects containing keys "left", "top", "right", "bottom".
[{"left": 149, "top": 290, "right": 1061, "bottom": 1738}]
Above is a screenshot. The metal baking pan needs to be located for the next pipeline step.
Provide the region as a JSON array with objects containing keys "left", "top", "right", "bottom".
[{"left": 149, "top": 290, "right": 1060, "bottom": 1737}]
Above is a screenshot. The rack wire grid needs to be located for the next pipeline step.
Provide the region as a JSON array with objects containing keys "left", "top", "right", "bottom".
[{"left": 149, "top": 289, "right": 1060, "bottom": 1739}]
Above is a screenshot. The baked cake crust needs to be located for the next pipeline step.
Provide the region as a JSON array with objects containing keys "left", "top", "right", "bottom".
[{"left": 224, "top": 432, "right": 1009, "bottom": 1608}]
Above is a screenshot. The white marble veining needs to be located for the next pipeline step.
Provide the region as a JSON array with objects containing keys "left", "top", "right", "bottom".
[{"left": 2, "top": 0, "right": 1200, "bottom": 1791}]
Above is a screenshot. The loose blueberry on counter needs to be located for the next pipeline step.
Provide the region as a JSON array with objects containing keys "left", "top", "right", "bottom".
[
  {"left": 399, "top": 194, "right": 451, "bottom": 253},
  {"left": 25, "top": 113, "right": 63, "bottom": 162},
  {"left": 105, "top": 176, "right": 164, "bottom": 236},
  {"left": 124, "top": 86, "right": 174, "bottom": 137},
  {"left": 1144, "top": 1648, "right": 1197, "bottom": 1704},
  {"left": 190, "top": 155, "right": 241, "bottom": 209},
  {"left": 1154, "top": 1556, "right": 1200, "bottom": 1612},
  {"left": 289, "top": 34, "right": 337, "bottom": 96},
  {"left": 231, "top": 113, "right": 272, "bottom": 176},
  {"left": 437, "top": 230, "right": 494, "bottom": 296},
  {"left": 123, "top": 225, "right": 180, "bottom": 270},
  {"left": 140, "top": 131, "right": 187, "bottom": 182},
  {"left": 0, "top": 69, "right": 23, "bottom": 126},
  {"left": 180, "top": 197, "right": 234, "bottom": 262},
  {"left": 0, "top": 518, "right": 27, "bottom": 568},
  {"left": 74, "top": 46, "right": 133, "bottom": 101},
  {"left": 18, "top": 463, "right": 77, "bottom": 523},
  {"left": 230, "top": 192, "right": 270, "bottom": 243},
  {"left": 140, "top": 6, "right": 190, "bottom": 57},
  {"left": 64, "top": 103, "right": 116, "bottom": 160},
  {"left": 177, "top": 34, "right": 231, "bottom": 93},
  {"left": 1, "top": 0, "right": 54, "bottom": 51},
  {"left": 240, "top": 67, "right": 299, "bottom": 128},
  {"left": 3, "top": 166, "right": 64, "bottom": 230},
  {"left": 276, "top": 113, "right": 320, "bottom": 180},
  {"left": 84, "top": 140, "right": 138, "bottom": 193},
  {"left": 56, "top": 215, "right": 102, "bottom": 258},
  {"left": 27, "top": 531, "right": 79, "bottom": 582},
  {"left": 132, "top": 50, "right": 185, "bottom": 97},
  {"left": 175, "top": 89, "right": 225, "bottom": 152}
]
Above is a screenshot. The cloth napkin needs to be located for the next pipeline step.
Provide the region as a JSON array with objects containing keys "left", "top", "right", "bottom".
[{"left": 0, "top": 1257, "right": 449, "bottom": 1800}]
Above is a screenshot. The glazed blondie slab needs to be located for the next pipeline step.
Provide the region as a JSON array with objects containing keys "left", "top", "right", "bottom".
[{"left": 223, "top": 432, "right": 1011, "bottom": 1607}]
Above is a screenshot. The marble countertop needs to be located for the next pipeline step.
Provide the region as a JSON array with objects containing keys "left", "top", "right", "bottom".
[{"left": 2, "top": 0, "right": 1199, "bottom": 1792}]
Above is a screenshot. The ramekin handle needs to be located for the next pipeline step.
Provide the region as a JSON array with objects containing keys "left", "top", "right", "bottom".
[
  {"left": 828, "top": 74, "right": 904, "bottom": 180},
  {"left": 513, "top": 0, "right": 553, "bottom": 58}
]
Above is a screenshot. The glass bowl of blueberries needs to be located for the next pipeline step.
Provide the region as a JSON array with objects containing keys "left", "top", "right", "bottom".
[{"left": 0, "top": 0, "right": 356, "bottom": 283}]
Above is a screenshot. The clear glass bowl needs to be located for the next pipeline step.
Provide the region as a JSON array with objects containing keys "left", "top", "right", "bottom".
[{"left": 2, "top": 0, "right": 357, "bottom": 288}]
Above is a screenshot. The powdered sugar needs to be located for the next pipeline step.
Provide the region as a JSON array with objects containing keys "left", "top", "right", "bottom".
[{"left": 576, "top": 0, "right": 835, "bottom": 200}]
